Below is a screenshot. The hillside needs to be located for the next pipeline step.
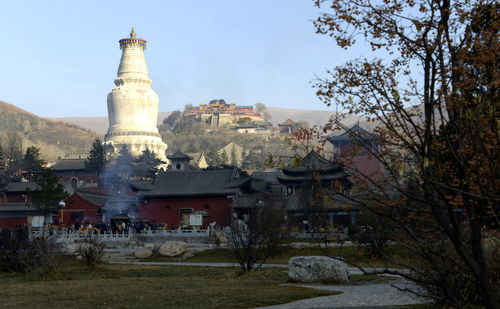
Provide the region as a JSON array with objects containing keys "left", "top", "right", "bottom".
[
  {"left": 0, "top": 101, "right": 98, "bottom": 160},
  {"left": 50, "top": 106, "right": 363, "bottom": 133}
]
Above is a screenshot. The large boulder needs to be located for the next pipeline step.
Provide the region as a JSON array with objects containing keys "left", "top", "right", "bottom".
[
  {"left": 288, "top": 256, "right": 349, "bottom": 284},
  {"left": 213, "top": 230, "right": 228, "bottom": 246},
  {"left": 158, "top": 241, "right": 187, "bottom": 257},
  {"left": 134, "top": 250, "right": 153, "bottom": 259}
]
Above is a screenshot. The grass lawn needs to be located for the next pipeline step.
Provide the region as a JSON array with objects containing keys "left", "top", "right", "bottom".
[
  {"left": 0, "top": 261, "right": 339, "bottom": 309},
  {"left": 144, "top": 245, "right": 415, "bottom": 268}
]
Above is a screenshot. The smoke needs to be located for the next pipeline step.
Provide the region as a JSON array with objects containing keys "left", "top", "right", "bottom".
[{"left": 99, "top": 145, "right": 138, "bottom": 223}]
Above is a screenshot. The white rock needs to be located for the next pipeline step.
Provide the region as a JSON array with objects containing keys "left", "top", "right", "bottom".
[
  {"left": 134, "top": 250, "right": 153, "bottom": 259},
  {"left": 288, "top": 256, "right": 349, "bottom": 283},
  {"left": 158, "top": 241, "right": 187, "bottom": 257}
]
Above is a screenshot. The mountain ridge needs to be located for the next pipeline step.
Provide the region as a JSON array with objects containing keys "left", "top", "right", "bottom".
[{"left": 49, "top": 106, "right": 360, "bottom": 134}]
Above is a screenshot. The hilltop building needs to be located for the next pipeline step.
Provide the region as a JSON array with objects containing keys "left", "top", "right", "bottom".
[
  {"left": 278, "top": 119, "right": 295, "bottom": 134},
  {"left": 104, "top": 28, "right": 167, "bottom": 161},
  {"left": 185, "top": 99, "right": 263, "bottom": 127}
]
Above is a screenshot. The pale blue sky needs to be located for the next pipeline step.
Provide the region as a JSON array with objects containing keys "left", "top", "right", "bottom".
[{"left": 0, "top": 1, "right": 369, "bottom": 117}]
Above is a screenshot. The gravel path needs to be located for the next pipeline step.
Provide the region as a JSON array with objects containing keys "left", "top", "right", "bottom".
[{"left": 257, "top": 281, "right": 424, "bottom": 308}]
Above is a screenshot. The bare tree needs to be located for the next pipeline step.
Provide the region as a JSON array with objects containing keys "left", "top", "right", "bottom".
[
  {"left": 255, "top": 103, "right": 272, "bottom": 122},
  {"left": 2, "top": 132, "right": 22, "bottom": 178},
  {"left": 313, "top": 0, "right": 499, "bottom": 307},
  {"left": 229, "top": 194, "right": 289, "bottom": 273}
]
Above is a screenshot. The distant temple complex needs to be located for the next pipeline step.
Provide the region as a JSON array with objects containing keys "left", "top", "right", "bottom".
[
  {"left": 185, "top": 99, "right": 263, "bottom": 127},
  {"left": 104, "top": 28, "right": 167, "bottom": 161}
]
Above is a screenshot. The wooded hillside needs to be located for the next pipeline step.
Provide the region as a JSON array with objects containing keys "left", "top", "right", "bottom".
[{"left": 0, "top": 101, "right": 98, "bottom": 160}]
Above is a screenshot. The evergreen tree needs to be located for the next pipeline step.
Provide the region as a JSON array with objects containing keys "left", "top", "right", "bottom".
[
  {"left": 241, "top": 151, "right": 260, "bottom": 170},
  {"left": 186, "top": 142, "right": 198, "bottom": 153},
  {"left": 22, "top": 146, "right": 46, "bottom": 180},
  {"left": 27, "top": 168, "right": 69, "bottom": 227},
  {"left": 206, "top": 146, "right": 221, "bottom": 168},
  {"left": 135, "top": 149, "right": 165, "bottom": 179},
  {"left": 241, "top": 147, "right": 247, "bottom": 162},
  {"left": 0, "top": 143, "right": 5, "bottom": 169},
  {"left": 219, "top": 150, "right": 229, "bottom": 166},
  {"left": 230, "top": 145, "right": 238, "bottom": 167},
  {"left": 114, "top": 145, "right": 133, "bottom": 179},
  {"left": 85, "top": 138, "right": 106, "bottom": 174}
]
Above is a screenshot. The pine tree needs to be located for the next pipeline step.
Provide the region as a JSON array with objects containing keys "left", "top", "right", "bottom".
[
  {"left": 0, "top": 143, "right": 5, "bottom": 169},
  {"left": 22, "top": 146, "right": 46, "bottom": 180},
  {"left": 27, "top": 168, "right": 69, "bottom": 227},
  {"left": 206, "top": 146, "right": 219, "bottom": 167},
  {"left": 230, "top": 145, "right": 238, "bottom": 167},
  {"left": 85, "top": 138, "right": 106, "bottom": 174},
  {"left": 220, "top": 150, "right": 229, "bottom": 166},
  {"left": 116, "top": 145, "right": 134, "bottom": 177},
  {"left": 135, "top": 149, "right": 165, "bottom": 178}
]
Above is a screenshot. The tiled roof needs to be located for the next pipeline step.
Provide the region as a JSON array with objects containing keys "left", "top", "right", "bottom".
[
  {"left": 251, "top": 171, "right": 284, "bottom": 184},
  {"left": 76, "top": 190, "right": 109, "bottom": 208},
  {"left": 279, "top": 119, "right": 295, "bottom": 126},
  {"left": 328, "top": 123, "right": 375, "bottom": 143},
  {"left": 167, "top": 151, "right": 192, "bottom": 160},
  {"left": 0, "top": 203, "right": 44, "bottom": 214},
  {"left": 283, "top": 150, "right": 342, "bottom": 172},
  {"left": 4, "top": 182, "right": 38, "bottom": 192},
  {"left": 128, "top": 180, "right": 154, "bottom": 191},
  {"left": 52, "top": 159, "right": 87, "bottom": 171},
  {"left": 74, "top": 189, "right": 137, "bottom": 209},
  {"left": 137, "top": 168, "right": 250, "bottom": 198}
]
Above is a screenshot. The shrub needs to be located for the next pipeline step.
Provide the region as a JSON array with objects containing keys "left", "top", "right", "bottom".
[
  {"left": 0, "top": 227, "right": 61, "bottom": 274},
  {"left": 76, "top": 235, "right": 105, "bottom": 266}
]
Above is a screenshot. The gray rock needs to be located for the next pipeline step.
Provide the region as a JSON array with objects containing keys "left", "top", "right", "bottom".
[
  {"left": 158, "top": 241, "right": 187, "bottom": 257},
  {"left": 134, "top": 250, "right": 153, "bottom": 259},
  {"left": 213, "top": 230, "right": 228, "bottom": 245},
  {"left": 288, "top": 256, "right": 349, "bottom": 284}
]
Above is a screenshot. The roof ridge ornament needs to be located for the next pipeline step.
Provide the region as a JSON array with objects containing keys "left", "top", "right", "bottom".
[{"left": 130, "top": 27, "right": 136, "bottom": 38}]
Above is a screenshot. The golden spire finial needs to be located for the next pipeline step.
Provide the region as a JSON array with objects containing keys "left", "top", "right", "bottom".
[{"left": 130, "top": 27, "right": 136, "bottom": 38}]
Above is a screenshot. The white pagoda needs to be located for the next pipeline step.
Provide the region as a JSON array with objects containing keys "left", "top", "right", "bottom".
[{"left": 104, "top": 28, "right": 167, "bottom": 161}]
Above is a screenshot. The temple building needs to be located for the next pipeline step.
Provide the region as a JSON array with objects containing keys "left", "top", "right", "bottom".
[
  {"left": 185, "top": 99, "right": 263, "bottom": 127},
  {"left": 104, "top": 28, "right": 167, "bottom": 161},
  {"left": 327, "top": 123, "right": 383, "bottom": 179},
  {"left": 277, "top": 150, "right": 358, "bottom": 228}
]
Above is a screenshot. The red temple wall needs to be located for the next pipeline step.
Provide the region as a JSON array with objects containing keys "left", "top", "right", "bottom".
[
  {"left": 138, "top": 198, "right": 232, "bottom": 228},
  {"left": 61, "top": 194, "right": 102, "bottom": 225}
]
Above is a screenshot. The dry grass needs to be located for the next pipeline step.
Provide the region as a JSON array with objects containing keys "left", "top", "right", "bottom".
[
  {"left": 0, "top": 261, "right": 338, "bottom": 309},
  {"left": 144, "top": 245, "right": 415, "bottom": 268}
]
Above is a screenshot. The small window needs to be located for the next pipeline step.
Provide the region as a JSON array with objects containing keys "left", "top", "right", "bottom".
[
  {"left": 176, "top": 164, "right": 181, "bottom": 170},
  {"left": 179, "top": 208, "right": 194, "bottom": 215}
]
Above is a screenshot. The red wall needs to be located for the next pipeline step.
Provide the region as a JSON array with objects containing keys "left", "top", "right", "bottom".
[
  {"left": 339, "top": 145, "right": 384, "bottom": 180},
  {"left": 62, "top": 194, "right": 102, "bottom": 225},
  {"left": 0, "top": 217, "right": 27, "bottom": 228},
  {"left": 138, "top": 198, "right": 232, "bottom": 228}
]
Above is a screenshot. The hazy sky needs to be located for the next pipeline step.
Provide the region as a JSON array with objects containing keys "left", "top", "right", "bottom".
[{"left": 0, "top": 1, "right": 370, "bottom": 117}]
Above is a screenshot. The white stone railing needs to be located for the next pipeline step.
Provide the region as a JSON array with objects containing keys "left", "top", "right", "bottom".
[{"left": 30, "top": 228, "right": 210, "bottom": 242}]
